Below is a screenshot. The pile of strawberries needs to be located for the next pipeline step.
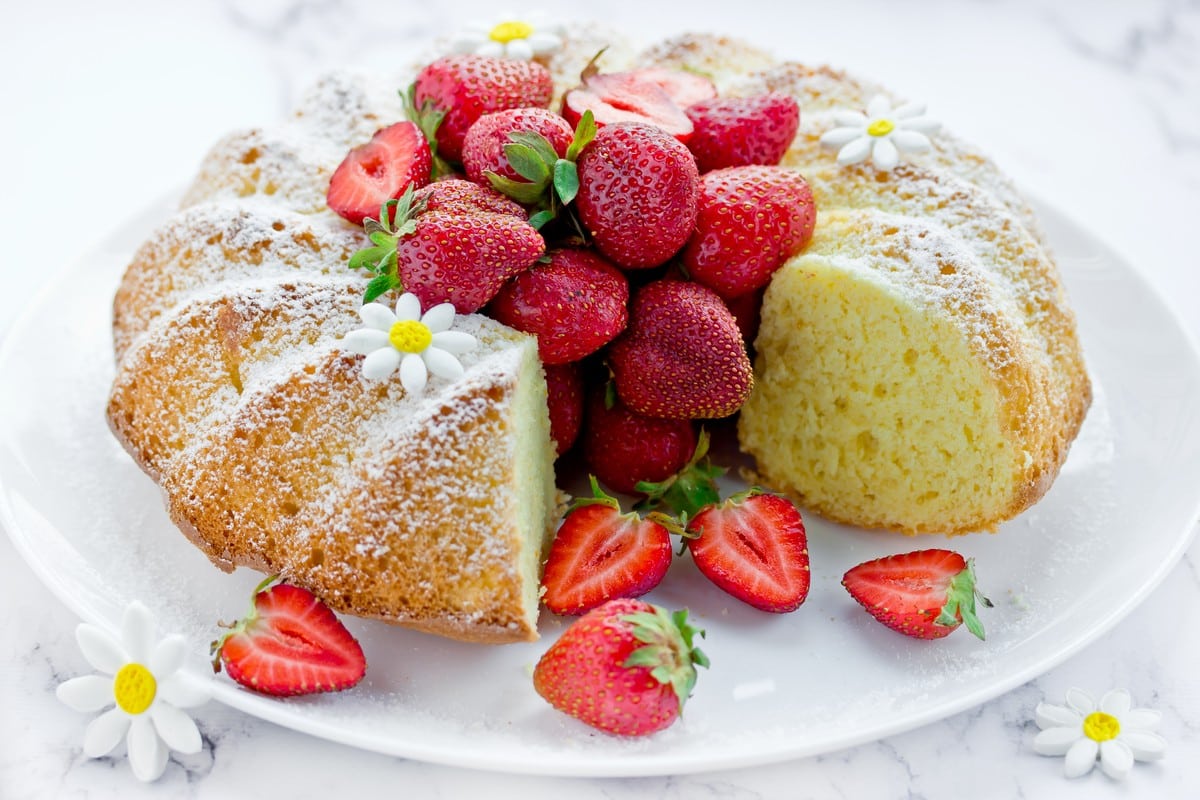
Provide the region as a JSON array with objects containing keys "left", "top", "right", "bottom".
[{"left": 327, "top": 52, "right": 815, "bottom": 482}]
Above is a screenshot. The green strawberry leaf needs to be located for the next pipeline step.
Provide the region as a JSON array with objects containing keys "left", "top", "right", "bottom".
[
  {"left": 363, "top": 272, "right": 401, "bottom": 303},
  {"left": 348, "top": 245, "right": 391, "bottom": 272},
  {"left": 527, "top": 209, "right": 556, "bottom": 230},
  {"left": 636, "top": 429, "right": 725, "bottom": 518},
  {"left": 552, "top": 159, "right": 580, "bottom": 205},
  {"left": 565, "top": 110, "right": 597, "bottom": 162},
  {"left": 503, "top": 142, "right": 552, "bottom": 184},
  {"left": 507, "top": 131, "right": 560, "bottom": 167},
  {"left": 486, "top": 171, "right": 550, "bottom": 205}
]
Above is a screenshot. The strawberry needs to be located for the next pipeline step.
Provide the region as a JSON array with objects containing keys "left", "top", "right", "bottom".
[
  {"left": 211, "top": 577, "right": 366, "bottom": 696},
  {"left": 634, "top": 67, "right": 717, "bottom": 109},
  {"left": 686, "top": 491, "right": 810, "bottom": 613},
  {"left": 608, "top": 279, "right": 753, "bottom": 419},
  {"left": 582, "top": 388, "right": 697, "bottom": 495},
  {"left": 562, "top": 61, "right": 694, "bottom": 141},
  {"left": 684, "top": 93, "right": 800, "bottom": 173},
  {"left": 411, "top": 55, "right": 554, "bottom": 164},
  {"left": 533, "top": 598, "right": 709, "bottom": 736},
  {"left": 326, "top": 121, "right": 432, "bottom": 225},
  {"left": 487, "top": 247, "right": 629, "bottom": 365},
  {"left": 842, "top": 549, "right": 993, "bottom": 640},
  {"left": 725, "top": 288, "right": 763, "bottom": 347},
  {"left": 541, "top": 477, "right": 680, "bottom": 615},
  {"left": 462, "top": 107, "right": 574, "bottom": 186},
  {"left": 413, "top": 177, "right": 527, "bottom": 218},
  {"left": 544, "top": 362, "right": 584, "bottom": 457},
  {"left": 681, "top": 166, "right": 817, "bottom": 299},
  {"left": 575, "top": 123, "right": 700, "bottom": 269},
  {"left": 347, "top": 187, "right": 544, "bottom": 311}
]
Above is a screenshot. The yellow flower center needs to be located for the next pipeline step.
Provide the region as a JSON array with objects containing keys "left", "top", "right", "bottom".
[
  {"left": 113, "top": 663, "right": 157, "bottom": 715},
  {"left": 867, "top": 118, "right": 895, "bottom": 137},
  {"left": 489, "top": 20, "right": 533, "bottom": 43},
  {"left": 389, "top": 319, "right": 432, "bottom": 354},
  {"left": 1083, "top": 711, "right": 1121, "bottom": 742}
]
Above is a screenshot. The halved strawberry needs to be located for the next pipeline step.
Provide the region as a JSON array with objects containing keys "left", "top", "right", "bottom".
[
  {"left": 634, "top": 67, "right": 717, "bottom": 109},
  {"left": 541, "top": 477, "right": 679, "bottom": 616},
  {"left": 327, "top": 121, "right": 432, "bottom": 225},
  {"left": 211, "top": 577, "right": 366, "bottom": 696},
  {"left": 563, "top": 62, "right": 694, "bottom": 142},
  {"left": 686, "top": 491, "right": 810, "bottom": 613},
  {"left": 842, "top": 549, "right": 993, "bottom": 640}
]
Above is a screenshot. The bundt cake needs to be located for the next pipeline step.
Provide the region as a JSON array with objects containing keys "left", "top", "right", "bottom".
[{"left": 107, "top": 26, "right": 1090, "bottom": 649}]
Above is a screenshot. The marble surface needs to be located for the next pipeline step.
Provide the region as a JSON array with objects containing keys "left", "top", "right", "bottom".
[{"left": 2, "top": 0, "right": 1198, "bottom": 797}]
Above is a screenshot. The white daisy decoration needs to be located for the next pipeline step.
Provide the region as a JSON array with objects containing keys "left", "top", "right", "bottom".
[
  {"left": 449, "top": 12, "right": 564, "bottom": 61},
  {"left": 819, "top": 95, "right": 941, "bottom": 170},
  {"left": 1033, "top": 687, "right": 1167, "bottom": 780},
  {"left": 56, "top": 602, "right": 211, "bottom": 782},
  {"left": 343, "top": 292, "right": 477, "bottom": 392}
]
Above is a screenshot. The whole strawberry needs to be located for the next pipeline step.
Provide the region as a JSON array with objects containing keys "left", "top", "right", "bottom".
[
  {"left": 347, "top": 188, "right": 544, "bottom": 311},
  {"left": 327, "top": 121, "right": 432, "bottom": 225},
  {"left": 411, "top": 55, "right": 554, "bottom": 164},
  {"left": 608, "top": 280, "right": 753, "bottom": 419},
  {"left": 413, "top": 177, "right": 527, "bottom": 218},
  {"left": 842, "top": 549, "right": 993, "bottom": 640},
  {"left": 533, "top": 598, "right": 709, "bottom": 736},
  {"left": 541, "top": 477, "right": 678, "bottom": 615},
  {"left": 686, "top": 491, "right": 810, "bottom": 613},
  {"left": 684, "top": 93, "right": 800, "bottom": 173},
  {"left": 211, "top": 577, "right": 366, "bottom": 696},
  {"left": 575, "top": 123, "right": 700, "bottom": 269},
  {"left": 583, "top": 389, "right": 697, "bottom": 494},
  {"left": 544, "top": 362, "right": 584, "bottom": 456},
  {"left": 682, "top": 166, "right": 817, "bottom": 299},
  {"left": 488, "top": 247, "right": 629, "bottom": 364},
  {"left": 462, "top": 107, "right": 574, "bottom": 186}
]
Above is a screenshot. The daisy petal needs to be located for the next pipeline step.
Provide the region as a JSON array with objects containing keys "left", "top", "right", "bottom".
[
  {"left": 343, "top": 328, "right": 390, "bottom": 355},
  {"left": 1064, "top": 736, "right": 1099, "bottom": 778},
  {"left": 836, "top": 136, "right": 872, "bottom": 166},
  {"left": 149, "top": 635, "right": 187, "bottom": 679},
  {"left": 431, "top": 330, "right": 477, "bottom": 355},
  {"left": 157, "top": 675, "right": 211, "bottom": 709},
  {"left": 897, "top": 117, "right": 941, "bottom": 135},
  {"left": 362, "top": 348, "right": 402, "bottom": 380},
  {"left": 83, "top": 708, "right": 130, "bottom": 758},
  {"left": 477, "top": 40, "right": 504, "bottom": 58},
  {"left": 1099, "top": 739, "right": 1134, "bottom": 780},
  {"left": 872, "top": 137, "right": 899, "bottom": 170},
  {"left": 1066, "top": 687, "right": 1096, "bottom": 715},
  {"left": 359, "top": 303, "right": 395, "bottom": 331},
  {"left": 1123, "top": 708, "right": 1162, "bottom": 731},
  {"left": 832, "top": 111, "right": 868, "bottom": 127},
  {"left": 1035, "top": 702, "right": 1081, "bottom": 730},
  {"left": 891, "top": 129, "right": 932, "bottom": 154},
  {"left": 820, "top": 127, "right": 865, "bottom": 148},
  {"left": 1033, "top": 726, "right": 1081, "bottom": 756},
  {"left": 76, "top": 624, "right": 126, "bottom": 675},
  {"left": 421, "top": 303, "right": 457, "bottom": 333},
  {"left": 121, "top": 603, "right": 156, "bottom": 664},
  {"left": 399, "top": 353, "right": 428, "bottom": 394},
  {"left": 394, "top": 292, "right": 422, "bottom": 322},
  {"left": 1121, "top": 730, "right": 1167, "bottom": 761},
  {"left": 866, "top": 95, "right": 891, "bottom": 120},
  {"left": 57, "top": 675, "right": 114, "bottom": 713},
  {"left": 152, "top": 703, "right": 202, "bottom": 754},
  {"left": 506, "top": 39, "right": 533, "bottom": 60},
  {"left": 423, "top": 347, "right": 465, "bottom": 381},
  {"left": 1099, "top": 689, "right": 1132, "bottom": 718},
  {"left": 527, "top": 32, "right": 562, "bottom": 55},
  {"left": 893, "top": 102, "right": 927, "bottom": 120},
  {"left": 128, "top": 717, "right": 168, "bottom": 782}
]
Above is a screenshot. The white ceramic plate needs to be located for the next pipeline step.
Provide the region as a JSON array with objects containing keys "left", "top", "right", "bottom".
[{"left": 2, "top": 198, "right": 1199, "bottom": 777}]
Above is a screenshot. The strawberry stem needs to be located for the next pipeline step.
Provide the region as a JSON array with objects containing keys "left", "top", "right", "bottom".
[
  {"left": 635, "top": 429, "right": 725, "bottom": 519},
  {"left": 936, "top": 558, "right": 992, "bottom": 640},
  {"left": 621, "top": 605, "right": 708, "bottom": 713}
]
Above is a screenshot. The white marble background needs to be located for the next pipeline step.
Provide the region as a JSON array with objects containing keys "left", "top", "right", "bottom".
[{"left": 2, "top": 0, "right": 1198, "bottom": 797}]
